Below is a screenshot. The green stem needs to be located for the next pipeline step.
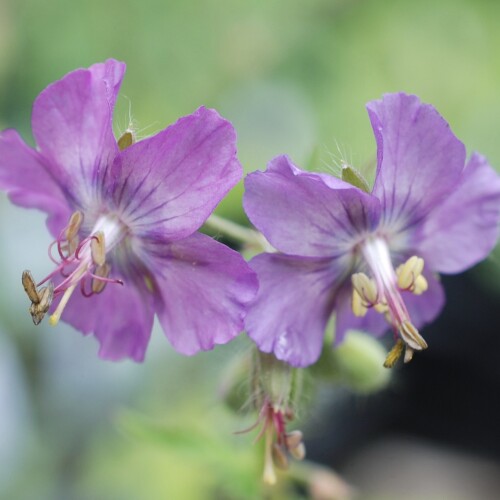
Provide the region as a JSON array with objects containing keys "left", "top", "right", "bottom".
[{"left": 205, "top": 214, "right": 274, "bottom": 252}]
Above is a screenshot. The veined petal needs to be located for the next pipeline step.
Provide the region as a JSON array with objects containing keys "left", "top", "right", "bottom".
[
  {"left": 245, "top": 253, "right": 342, "bottom": 367},
  {"left": 148, "top": 232, "right": 258, "bottom": 355},
  {"left": 416, "top": 153, "right": 500, "bottom": 273},
  {"left": 107, "top": 107, "right": 242, "bottom": 241},
  {"left": 367, "top": 93, "right": 466, "bottom": 230},
  {"left": 32, "top": 59, "right": 125, "bottom": 206},
  {"left": 244, "top": 155, "right": 381, "bottom": 258},
  {"left": 0, "top": 129, "right": 71, "bottom": 236},
  {"left": 59, "top": 274, "right": 155, "bottom": 362}
]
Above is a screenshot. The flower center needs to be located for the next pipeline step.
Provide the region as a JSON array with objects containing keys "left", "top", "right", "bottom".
[
  {"left": 22, "top": 211, "right": 128, "bottom": 326},
  {"left": 350, "top": 237, "right": 429, "bottom": 366}
]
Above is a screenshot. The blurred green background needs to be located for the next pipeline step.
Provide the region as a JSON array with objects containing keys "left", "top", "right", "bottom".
[{"left": 1, "top": 0, "right": 500, "bottom": 498}]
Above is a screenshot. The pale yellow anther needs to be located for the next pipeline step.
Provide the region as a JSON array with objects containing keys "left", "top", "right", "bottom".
[
  {"left": 374, "top": 302, "right": 389, "bottom": 314},
  {"left": 65, "top": 211, "right": 83, "bottom": 241},
  {"left": 118, "top": 130, "right": 135, "bottom": 151},
  {"left": 91, "top": 231, "right": 106, "bottom": 266},
  {"left": 399, "top": 320, "right": 428, "bottom": 351},
  {"left": 397, "top": 255, "right": 425, "bottom": 290},
  {"left": 351, "top": 272, "right": 378, "bottom": 305},
  {"left": 92, "top": 263, "right": 111, "bottom": 294},
  {"left": 351, "top": 288, "right": 368, "bottom": 317},
  {"left": 412, "top": 275, "right": 428, "bottom": 295}
]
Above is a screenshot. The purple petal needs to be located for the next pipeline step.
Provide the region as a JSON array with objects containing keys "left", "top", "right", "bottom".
[
  {"left": 244, "top": 155, "right": 381, "bottom": 257},
  {"left": 107, "top": 107, "right": 242, "bottom": 241},
  {"left": 0, "top": 129, "right": 71, "bottom": 236},
  {"left": 415, "top": 153, "right": 500, "bottom": 273},
  {"left": 148, "top": 232, "right": 258, "bottom": 355},
  {"left": 245, "top": 253, "right": 342, "bottom": 367},
  {"left": 60, "top": 276, "right": 154, "bottom": 362},
  {"left": 367, "top": 93, "right": 466, "bottom": 230},
  {"left": 31, "top": 59, "right": 125, "bottom": 205},
  {"left": 402, "top": 271, "right": 445, "bottom": 329}
]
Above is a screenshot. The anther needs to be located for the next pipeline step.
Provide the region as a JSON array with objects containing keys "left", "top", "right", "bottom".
[
  {"left": 351, "top": 272, "right": 378, "bottom": 305},
  {"left": 397, "top": 256, "right": 424, "bottom": 290},
  {"left": 285, "top": 430, "right": 303, "bottom": 449},
  {"left": 65, "top": 211, "right": 83, "bottom": 241},
  {"left": 272, "top": 444, "right": 289, "bottom": 470},
  {"left": 29, "top": 282, "right": 54, "bottom": 325},
  {"left": 399, "top": 320, "right": 428, "bottom": 351},
  {"left": 412, "top": 275, "right": 428, "bottom": 295},
  {"left": 289, "top": 442, "right": 306, "bottom": 461},
  {"left": 91, "top": 231, "right": 106, "bottom": 266},
  {"left": 383, "top": 339, "right": 405, "bottom": 368},
  {"left": 118, "top": 130, "right": 136, "bottom": 150},
  {"left": 404, "top": 346, "right": 415, "bottom": 363},
  {"left": 92, "top": 263, "right": 111, "bottom": 293},
  {"left": 22, "top": 270, "right": 40, "bottom": 304},
  {"left": 351, "top": 289, "right": 368, "bottom": 317}
]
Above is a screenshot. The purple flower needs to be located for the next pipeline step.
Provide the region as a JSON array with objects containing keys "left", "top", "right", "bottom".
[
  {"left": 0, "top": 59, "right": 258, "bottom": 361},
  {"left": 244, "top": 93, "right": 500, "bottom": 368}
]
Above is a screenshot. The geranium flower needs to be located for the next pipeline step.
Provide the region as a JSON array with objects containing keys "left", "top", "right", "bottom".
[
  {"left": 0, "top": 59, "right": 257, "bottom": 361},
  {"left": 244, "top": 93, "right": 500, "bottom": 367}
]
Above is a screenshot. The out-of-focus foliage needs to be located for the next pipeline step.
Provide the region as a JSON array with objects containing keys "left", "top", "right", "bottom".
[{"left": 1, "top": 0, "right": 500, "bottom": 498}]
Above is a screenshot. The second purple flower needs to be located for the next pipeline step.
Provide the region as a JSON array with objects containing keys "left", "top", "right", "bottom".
[{"left": 244, "top": 93, "right": 500, "bottom": 368}]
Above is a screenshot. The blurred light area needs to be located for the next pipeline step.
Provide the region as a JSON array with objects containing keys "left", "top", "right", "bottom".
[
  {"left": 342, "top": 436, "right": 500, "bottom": 500},
  {"left": 0, "top": 332, "right": 32, "bottom": 494}
]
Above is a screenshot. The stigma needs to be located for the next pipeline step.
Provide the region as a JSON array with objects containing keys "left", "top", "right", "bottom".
[
  {"left": 350, "top": 237, "right": 429, "bottom": 367},
  {"left": 22, "top": 211, "right": 126, "bottom": 326}
]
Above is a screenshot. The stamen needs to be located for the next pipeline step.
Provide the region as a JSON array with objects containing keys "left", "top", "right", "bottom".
[
  {"left": 29, "top": 282, "right": 54, "bottom": 325},
  {"left": 117, "top": 130, "right": 135, "bottom": 150},
  {"left": 404, "top": 346, "right": 415, "bottom": 363},
  {"left": 91, "top": 231, "right": 106, "bottom": 266},
  {"left": 289, "top": 442, "right": 306, "bottom": 460},
  {"left": 91, "top": 263, "right": 111, "bottom": 293},
  {"left": 399, "top": 320, "right": 428, "bottom": 351},
  {"left": 352, "top": 288, "right": 368, "bottom": 317},
  {"left": 383, "top": 339, "right": 405, "bottom": 368},
  {"left": 22, "top": 270, "right": 40, "bottom": 304},
  {"left": 65, "top": 211, "right": 83, "bottom": 241},
  {"left": 272, "top": 444, "right": 289, "bottom": 470},
  {"left": 351, "top": 272, "right": 378, "bottom": 305},
  {"left": 396, "top": 256, "right": 424, "bottom": 290},
  {"left": 412, "top": 275, "right": 428, "bottom": 295}
]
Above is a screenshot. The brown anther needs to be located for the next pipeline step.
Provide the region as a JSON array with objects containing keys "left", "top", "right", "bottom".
[
  {"left": 118, "top": 130, "right": 135, "bottom": 150},
  {"left": 91, "top": 231, "right": 106, "bottom": 266},
  {"left": 272, "top": 443, "right": 289, "bottom": 470},
  {"left": 65, "top": 211, "right": 83, "bottom": 241},
  {"left": 289, "top": 442, "right": 306, "bottom": 461},
  {"left": 399, "top": 320, "right": 428, "bottom": 351},
  {"left": 92, "top": 263, "right": 111, "bottom": 294},
  {"left": 383, "top": 339, "right": 405, "bottom": 368},
  {"left": 29, "top": 282, "right": 54, "bottom": 325},
  {"left": 285, "top": 430, "right": 303, "bottom": 449},
  {"left": 22, "top": 270, "right": 40, "bottom": 304}
]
